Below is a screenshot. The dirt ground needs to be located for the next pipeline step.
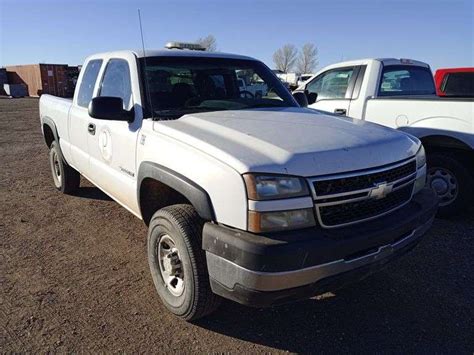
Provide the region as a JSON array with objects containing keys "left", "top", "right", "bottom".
[{"left": 1, "top": 98, "right": 473, "bottom": 353}]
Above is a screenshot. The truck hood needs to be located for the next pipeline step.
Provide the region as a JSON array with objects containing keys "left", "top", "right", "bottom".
[{"left": 154, "top": 107, "right": 419, "bottom": 176}]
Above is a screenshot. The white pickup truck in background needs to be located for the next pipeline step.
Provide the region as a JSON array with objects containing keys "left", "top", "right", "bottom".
[
  {"left": 237, "top": 76, "right": 268, "bottom": 98},
  {"left": 296, "top": 58, "right": 474, "bottom": 216}
]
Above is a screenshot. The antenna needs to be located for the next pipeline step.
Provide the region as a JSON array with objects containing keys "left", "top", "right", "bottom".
[{"left": 138, "top": 9, "right": 154, "bottom": 119}]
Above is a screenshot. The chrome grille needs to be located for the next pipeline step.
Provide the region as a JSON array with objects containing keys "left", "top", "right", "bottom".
[
  {"left": 319, "top": 183, "right": 414, "bottom": 227},
  {"left": 310, "top": 159, "right": 417, "bottom": 228},
  {"left": 314, "top": 161, "right": 416, "bottom": 196}
]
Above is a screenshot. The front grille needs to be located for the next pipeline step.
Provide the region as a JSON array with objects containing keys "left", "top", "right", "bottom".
[
  {"left": 314, "top": 161, "right": 416, "bottom": 196},
  {"left": 318, "top": 183, "right": 414, "bottom": 227},
  {"left": 310, "top": 159, "right": 417, "bottom": 228}
]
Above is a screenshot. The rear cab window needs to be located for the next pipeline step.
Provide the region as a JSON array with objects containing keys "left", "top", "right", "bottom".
[
  {"left": 378, "top": 65, "right": 435, "bottom": 96},
  {"left": 76, "top": 59, "right": 103, "bottom": 108},
  {"left": 442, "top": 72, "right": 474, "bottom": 97}
]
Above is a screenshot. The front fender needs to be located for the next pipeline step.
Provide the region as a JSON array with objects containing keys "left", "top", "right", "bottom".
[{"left": 137, "top": 162, "right": 215, "bottom": 221}]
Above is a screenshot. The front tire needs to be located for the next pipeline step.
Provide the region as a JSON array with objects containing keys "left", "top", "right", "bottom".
[
  {"left": 147, "top": 204, "right": 221, "bottom": 321},
  {"left": 49, "top": 141, "right": 80, "bottom": 194},
  {"left": 427, "top": 151, "right": 473, "bottom": 217}
]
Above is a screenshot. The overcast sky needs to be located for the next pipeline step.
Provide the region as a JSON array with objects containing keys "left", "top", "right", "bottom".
[{"left": 1, "top": 0, "right": 473, "bottom": 71}]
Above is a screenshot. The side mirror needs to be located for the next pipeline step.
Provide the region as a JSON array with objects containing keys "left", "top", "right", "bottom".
[
  {"left": 88, "top": 96, "right": 134, "bottom": 121},
  {"left": 307, "top": 92, "right": 318, "bottom": 105},
  {"left": 293, "top": 91, "right": 308, "bottom": 107}
]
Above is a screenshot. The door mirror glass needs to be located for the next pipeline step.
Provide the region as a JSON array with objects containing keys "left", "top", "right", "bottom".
[
  {"left": 88, "top": 96, "right": 133, "bottom": 121},
  {"left": 293, "top": 92, "right": 308, "bottom": 107}
]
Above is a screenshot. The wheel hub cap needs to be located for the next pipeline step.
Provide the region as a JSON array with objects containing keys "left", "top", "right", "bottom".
[
  {"left": 427, "top": 168, "right": 458, "bottom": 207},
  {"left": 157, "top": 235, "right": 184, "bottom": 297}
]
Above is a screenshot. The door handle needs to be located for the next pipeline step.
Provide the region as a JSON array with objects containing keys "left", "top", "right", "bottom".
[
  {"left": 334, "top": 108, "right": 347, "bottom": 115},
  {"left": 88, "top": 123, "right": 96, "bottom": 135}
]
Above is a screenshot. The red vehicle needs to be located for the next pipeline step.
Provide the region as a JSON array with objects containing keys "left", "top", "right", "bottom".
[{"left": 434, "top": 67, "right": 474, "bottom": 97}]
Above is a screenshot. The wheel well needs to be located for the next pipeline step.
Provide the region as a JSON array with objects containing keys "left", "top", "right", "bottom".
[
  {"left": 421, "top": 135, "right": 474, "bottom": 175},
  {"left": 139, "top": 178, "right": 191, "bottom": 225},
  {"left": 420, "top": 135, "right": 472, "bottom": 152},
  {"left": 43, "top": 124, "right": 55, "bottom": 148}
]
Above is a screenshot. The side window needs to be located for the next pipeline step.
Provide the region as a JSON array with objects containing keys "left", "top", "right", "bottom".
[
  {"left": 99, "top": 59, "right": 133, "bottom": 109},
  {"left": 378, "top": 66, "right": 435, "bottom": 96},
  {"left": 77, "top": 59, "right": 103, "bottom": 108},
  {"left": 306, "top": 67, "right": 354, "bottom": 100}
]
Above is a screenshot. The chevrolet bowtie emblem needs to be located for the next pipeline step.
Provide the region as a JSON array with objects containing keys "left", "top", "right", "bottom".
[{"left": 369, "top": 182, "right": 393, "bottom": 199}]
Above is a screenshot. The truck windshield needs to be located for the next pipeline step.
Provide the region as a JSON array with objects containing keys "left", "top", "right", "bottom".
[
  {"left": 378, "top": 65, "right": 436, "bottom": 96},
  {"left": 139, "top": 56, "right": 297, "bottom": 119}
]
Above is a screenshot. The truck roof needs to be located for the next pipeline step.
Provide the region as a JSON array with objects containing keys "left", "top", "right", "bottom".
[
  {"left": 320, "top": 58, "right": 430, "bottom": 71},
  {"left": 86, "top": 49, "right": 256, "bottom": 62}
]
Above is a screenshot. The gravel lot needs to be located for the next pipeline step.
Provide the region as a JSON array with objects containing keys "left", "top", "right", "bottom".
[{"left": 1, "top": 98, "right": 473, "bottom": 353}]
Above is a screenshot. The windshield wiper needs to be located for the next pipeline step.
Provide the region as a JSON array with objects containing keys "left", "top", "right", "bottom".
[{"left": 237, "top": 102, "right": 289, "bottom": 109}]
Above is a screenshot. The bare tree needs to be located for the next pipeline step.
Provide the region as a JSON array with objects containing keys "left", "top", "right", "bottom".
[
  {"left": 296, "top": 43, "right": 319, "bottom": 74},
  {"left": 196, "top": 35, "right": 217, "bottom": 51},
  {"left": 273, "top": 44, "right": 298, "bottom": 73}
]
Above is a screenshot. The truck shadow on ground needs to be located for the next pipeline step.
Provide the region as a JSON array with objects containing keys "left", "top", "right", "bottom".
[
  {"left": 195, "top": 217, "right": 473, "bottom": 352},
  {"left": 196, "top": 277, "right": 471, "bottom": 352},
  {"left": 74, "top": 186, "right": 112, "bottom": 201}
]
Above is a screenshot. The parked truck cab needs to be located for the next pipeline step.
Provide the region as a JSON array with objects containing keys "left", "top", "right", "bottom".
[
  {"left": 297, "top": 58, "right": 474, "bottom": 216},
  {"left": 40, "top": 45, "right": 438, "bottom": 320}
]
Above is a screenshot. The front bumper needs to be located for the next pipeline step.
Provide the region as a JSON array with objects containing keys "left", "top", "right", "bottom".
[{"left": 203, "top": 188, "right": 438, "bottom": 307}]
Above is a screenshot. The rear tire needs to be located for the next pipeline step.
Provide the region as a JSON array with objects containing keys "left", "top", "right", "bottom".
[
  {"left": 147, "top": 204, "right": 221, "bottom": 321},
  {"left": 426, "top": 151, "right": 473, "bottom": 217},
  {"left": 49, "top": 141, "right": 80, "bottom": 194}
]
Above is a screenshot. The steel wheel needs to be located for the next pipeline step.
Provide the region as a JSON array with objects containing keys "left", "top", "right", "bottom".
[
  {"left": 427, "top": 167, "right": 458, "bottom": 207},
  {"left": 147, "top": 205, "right": 221, "bottom": 320},
  {"left": 50, "top": 149, "right": 62, "bottom": 188},
  {"left": 157, "top": 234, "right": 185, "bottom": 297}
]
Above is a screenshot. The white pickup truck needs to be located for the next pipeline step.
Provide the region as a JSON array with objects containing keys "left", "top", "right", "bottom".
[
  {"left": 296, "top": 58, "right": 474, "bottom": 216},
  {"left": 237, "top": 77, "right": 268, "bottom": 98},
  {"left": 39, "top": 45, "right": 437, "bottom": 320}
]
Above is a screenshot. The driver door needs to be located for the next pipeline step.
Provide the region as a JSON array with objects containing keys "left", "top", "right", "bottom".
[
  {"left": 87, "top": 56, "right": 141, "bottom": 213},
  {"left": 306, "top": 66, "right": 357, "bottom": 116}
]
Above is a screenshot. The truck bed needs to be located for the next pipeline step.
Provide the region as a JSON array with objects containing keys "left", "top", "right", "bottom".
[
  {"left": 39, "top": 94, "right": 73, "bottom": 146},
  {"left": 364, "top": 97, "right": 474, "bottom": 148}
]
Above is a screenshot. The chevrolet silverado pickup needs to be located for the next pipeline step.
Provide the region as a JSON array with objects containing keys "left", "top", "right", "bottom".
[
  {"left": 40, "top": 44, "right": 437, "bottom": 320},
  {"left": 297, "top": 58, "right": 473, "bottom": 216}
]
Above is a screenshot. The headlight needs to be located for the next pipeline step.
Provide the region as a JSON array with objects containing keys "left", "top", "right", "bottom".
[
  {"left": 413, "top": 164, "right": 427, "bottom": 194},
  {"left": 248, "top": 208, "right": 316, "bottom": 233},
  {"left": 416, "top": 145, "right": 426, "bottom": 169},
  {"left": 243, "top": 174, "right": 309, "bottom": 200},
  {"left": 413, "top": 145, "right": 427, "bottom": 194}
]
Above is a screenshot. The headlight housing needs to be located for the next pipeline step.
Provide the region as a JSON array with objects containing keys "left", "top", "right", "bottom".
[
  {"left": 243, "top": 174, "right": 315, "bottom": 232},
  {"left": 248, "top": 208, "right": 316, "bottom": 233},
  {"left": 416, "top": 145, "right": 426, "bottom": 169},
  {"left": 413, "top": 145, "right": 427, "bottom": 194},
  {"left": 243, "top": 174, "right": 309, "bottom": 200}
]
